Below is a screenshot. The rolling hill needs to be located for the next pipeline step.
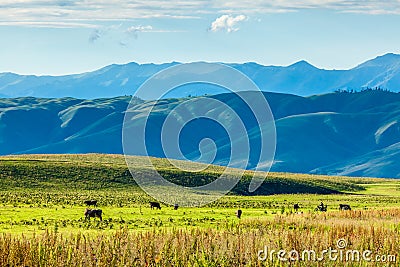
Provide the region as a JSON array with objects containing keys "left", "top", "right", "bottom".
[
  {"left": 1, "top": 53, "right": 400, "bottom": 98},
  {"left": 0, "top": 154, "right": 369, "bottom": 195},
  {"left": 1, "top": 90, "right": 400, "bottom": 178}
]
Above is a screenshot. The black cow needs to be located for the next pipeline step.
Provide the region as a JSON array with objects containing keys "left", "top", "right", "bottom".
[
  {"left": 84, "top": 200, "right": 97, "bottom": 207},
  {"left": 150, "top": 202, "right": 161, "bottom": 210},
  {"left": 174, "top": 204, "right": 179, "bottom": 210},
  {"left": 294, "top": 203, "right": 300, "bottom": 212},
  {"left": 315, "top": 202, "right": 327, "bottom": 212},
  {"left": 236, "top": 209, "right": 242, "bottom": 219},
  {"left": 339, "top": 204, "right": 351, "bottom": 211},
  {"left": 85, "top": 209, "right": 102, "bottom": 221}
]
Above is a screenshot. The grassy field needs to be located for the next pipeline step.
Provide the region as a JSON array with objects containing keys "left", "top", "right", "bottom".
[{"left": 0, "top": 154, "right": 399, "bottom": 266}]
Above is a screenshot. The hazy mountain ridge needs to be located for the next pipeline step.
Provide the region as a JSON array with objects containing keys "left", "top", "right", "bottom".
[
  {"left": 1, "top": 90, "right": 400, "bottom": 178},
  {"left": 1, "top": 54, "right": 400, "bottom": 98}
]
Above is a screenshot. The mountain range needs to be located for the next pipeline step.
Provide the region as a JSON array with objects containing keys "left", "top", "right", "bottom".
[
  {"left": 1, "top": 90, "right": 400, "bottom": 178},
  {"left": 1, "top": 53, "right": 400, "bottom": 98}
]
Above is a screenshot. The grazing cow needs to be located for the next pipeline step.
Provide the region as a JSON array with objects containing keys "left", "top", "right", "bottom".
[
  {"left": 84, "top": 200, "right": 97, "bottom": 207},
  {"left": 150, "top": 202, "right": 161, "bottom": 210},
  {"left": 293, "top": 203, "right": 300, "bottom": 212},
  {"left": 174, "top": 204, "right": 179, "bottom": 210},
  {"left": 339, "top": 204, "right": 351, "bottom": 211},
  {"left": 85, "top": 209, "right": 102, "bottom": 221},
  {"left": 315, "top": 202, "right": 327, "bottom": 212},
  {"left": 236, "top": 209, "right": 242, "bottom": 219}
]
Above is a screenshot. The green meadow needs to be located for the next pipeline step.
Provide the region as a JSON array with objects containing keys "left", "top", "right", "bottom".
[{"left": 0, "top": 154, "right": 399, "bottom": 266}]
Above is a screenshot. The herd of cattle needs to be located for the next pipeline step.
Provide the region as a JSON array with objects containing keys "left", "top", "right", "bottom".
[{"left": 83, "top": 200, "right": 351, "bottom": 221}]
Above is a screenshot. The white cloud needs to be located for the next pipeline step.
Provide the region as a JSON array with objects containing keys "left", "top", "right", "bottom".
[
  {"left": 88, "top": 24, "right": 122, "bottom": 43},
  {"left": 124, "top": 25, "right": 153, "bottom": 39},
  {"left": 88, "top": 29, "right": 102, "bottom": 43},
  {"left": 0, "top": 21, "right": 97, "bottom": 28},
  {"left": 125, "top": 25, "right": 184, "bottom": 35},
  {"left": 0, "top": 0, "right": 400, "bottom": 29},
  {"left": 0, "top": 0, "right": 205, "bottom": 27},
  {"left": 213, "top": 0, "right": 400, "bottom": 15},
  {"left": 210, "top": 15, "right": 247, "bottom": 33},
  {"left": 88, "top": 24, "right": 183, "bottom": 45},
  {"left": 126, "top": 25, "right": 153, "bottom": 32}
]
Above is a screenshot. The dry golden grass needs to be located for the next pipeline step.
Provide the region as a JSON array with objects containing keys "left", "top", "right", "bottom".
[{"left": 0, "top": 209, "right": 399, "bottom": 266}]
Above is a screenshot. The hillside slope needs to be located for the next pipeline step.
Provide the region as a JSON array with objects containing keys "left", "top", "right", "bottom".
[
  {"left": 1, "top": 90, "right": 400, "bottom": 177},
  {"left": 0, "top": 154, "right": 368, "bottom": 195}
]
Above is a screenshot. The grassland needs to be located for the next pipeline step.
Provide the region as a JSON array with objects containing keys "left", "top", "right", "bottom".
[{"left": 0, "top": 154, "right": 399, "bottom": 266}]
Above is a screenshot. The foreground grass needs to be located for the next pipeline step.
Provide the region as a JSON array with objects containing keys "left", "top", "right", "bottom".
[{"left": 1, "top": 209, "right": 399, "bottom": 266}]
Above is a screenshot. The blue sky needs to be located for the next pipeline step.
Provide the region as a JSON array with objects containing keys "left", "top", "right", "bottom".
[{"left": 1, "top": 0, "right": 400, "bottom": 75}]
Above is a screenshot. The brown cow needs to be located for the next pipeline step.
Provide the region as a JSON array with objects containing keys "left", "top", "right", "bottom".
[{"left": 85, "top": 209, "right": 102, "bottom": 221}]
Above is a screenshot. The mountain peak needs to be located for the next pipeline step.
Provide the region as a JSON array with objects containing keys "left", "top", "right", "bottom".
[
  {"left": 372, "top": 53, "right": 400, "bottom": 62},
  {"left": 288, "top": 60, "right": 317, "bottom": 69},
  {"left": 355, "top": 53, "right": 400, "bottom": 69},
  {"left": 379, "top": 52, "right": 400, "bottom": 58}
]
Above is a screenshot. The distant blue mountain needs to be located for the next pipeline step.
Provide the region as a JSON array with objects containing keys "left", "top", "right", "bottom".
[
  {"left": 1, "top": 90, "right": 400, "bottom": 178},
  {"left": 1, "top": 53, "right": 400, "bottom": 98}
]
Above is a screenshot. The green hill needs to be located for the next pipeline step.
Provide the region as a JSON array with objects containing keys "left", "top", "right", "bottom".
[{"left": 0, "top": 154, "right": 382, "bottom": 195}]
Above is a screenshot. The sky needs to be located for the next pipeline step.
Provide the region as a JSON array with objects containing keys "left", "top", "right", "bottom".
[{"left": 1, "top": 0, "right": 400, "bottom": 75}]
